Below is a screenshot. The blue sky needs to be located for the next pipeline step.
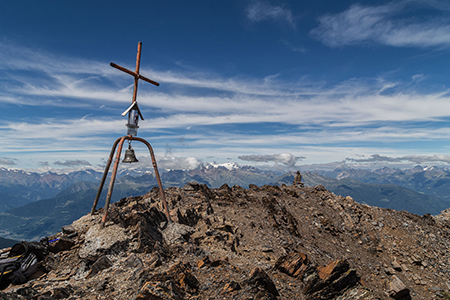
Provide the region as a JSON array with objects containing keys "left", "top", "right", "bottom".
[{"left": 3, "top": 0, "right": 450, "bottom": 171}]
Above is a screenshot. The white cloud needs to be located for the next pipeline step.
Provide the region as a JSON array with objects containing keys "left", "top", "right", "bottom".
[
  {"left": 246, "top": 1, "right": 296, "bottom": 29},
  {"left": 54, "top": 159, "right": 92, "bottom": 167},
  {"left": 157, "top": 156, "right": 202, "bottom": 170},
  {"left": 311, "top": 1, "right": 450, "bottom": 48},
  {"left": 280, "top": 39, "right": 307, "bottom": 53},
  {"left": 346, "top": 154, "right": 450, "bottom": 164},
  {"left": 0, "top": 157, "right": 18, "bottom": 166},
  {"left": 238, "top": 153, "right": 304, "bottom": 167},
  {"left": 0, "top": 118, "right": 124, "bottom": 140},
  {"left": 0, "top": 41, "right": 114, "bottom": 77}
]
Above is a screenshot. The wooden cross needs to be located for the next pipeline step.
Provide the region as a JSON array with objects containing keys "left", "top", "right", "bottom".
[{"left": 110, "top": 42, "right": 159, "bottom": 108}]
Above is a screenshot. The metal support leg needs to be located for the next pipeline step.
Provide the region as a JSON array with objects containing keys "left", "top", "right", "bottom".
[
  {"left": 100, "top": 136, "right": 126, "bottom": 228},
  {"left": 132, "top": 137, "right": 172, "bottom": 222},
  {"left": 91, "top": 136, "right": 125, "bottom": 215}
]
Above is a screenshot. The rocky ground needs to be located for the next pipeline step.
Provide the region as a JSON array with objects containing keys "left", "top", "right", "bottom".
[{"left": 1, "top": 177, "right": 450, "bottom": 299}]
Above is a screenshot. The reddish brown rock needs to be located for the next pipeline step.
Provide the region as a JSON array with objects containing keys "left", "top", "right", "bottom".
[
  {"left": 221, "top": 280, "right": 241, "bottom": 294},
  {"left": 275, "top": 252, "right": 309, "bottom": 278},
  {"left": 304, "top": 259, "right": 360, "bottom": 300},
  {"left": 197, "top": 256, "right": 211, "bottom": 268}
]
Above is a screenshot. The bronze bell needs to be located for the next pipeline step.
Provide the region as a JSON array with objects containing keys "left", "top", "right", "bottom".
[{"left": 122, "top": 144, "right": 139, "bottom": 163}]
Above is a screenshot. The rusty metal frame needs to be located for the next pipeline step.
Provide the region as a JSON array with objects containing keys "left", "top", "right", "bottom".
[{"left": 90, "top": 135, "right": 171, "bottom": 228}]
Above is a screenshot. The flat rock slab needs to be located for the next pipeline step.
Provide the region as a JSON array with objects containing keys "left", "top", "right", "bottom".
[
  {"left": 78, "top": 223, "right": 129, "bottom": 260},
  {"left": 388, "top": 275, "right": 411, "bottom": 300},
  {"left": 162, "top": 222, "right": 195, "bottom": 245}
]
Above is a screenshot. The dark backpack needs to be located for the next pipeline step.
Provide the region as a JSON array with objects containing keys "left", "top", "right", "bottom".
[{"left": 0, "top": 241, "right": 47, "bottom": 289}]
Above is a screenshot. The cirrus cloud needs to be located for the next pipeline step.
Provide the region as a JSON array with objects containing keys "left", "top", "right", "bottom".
[
  {"left": 246, "top": 1, "right": 296, "bottom": 29},
  {"left": 346, "top": 154, "right": 450, "bottom": 164},
  {"left": 311, "top": 1, "right": 450, "bottom": 48}
]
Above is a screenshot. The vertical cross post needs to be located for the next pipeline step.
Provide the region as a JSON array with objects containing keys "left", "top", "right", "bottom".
[{"left": 132, "top": 42, "right": 142, "bottom": 104}]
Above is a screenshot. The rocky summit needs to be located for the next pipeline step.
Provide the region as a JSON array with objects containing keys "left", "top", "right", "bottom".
[{"left": 1, "top": 178, "right": 450, "bottom": 299}]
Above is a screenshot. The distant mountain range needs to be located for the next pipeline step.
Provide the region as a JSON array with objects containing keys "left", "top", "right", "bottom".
[
  {"left": 314, "top": 164, "right": 450, "bottom": 201},
  {"left": 0, "top": 168, "right": 103, "bottom": 212},
  {"left": 0, "top": 164, "right": 278, "bottom": 213},
  {"left": 1, "top": 164, "right": 450, "bottom": 241},
  {"left": 300, "top": 172, "right": 447, "bottom": 216}
]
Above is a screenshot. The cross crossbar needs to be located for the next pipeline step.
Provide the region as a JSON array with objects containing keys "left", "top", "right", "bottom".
[
  {"left": 110, "top": 62, "right": 159, "bottom": 86},
  {"left": 110, "top": 42, "right": 159, "bottom": 105}
]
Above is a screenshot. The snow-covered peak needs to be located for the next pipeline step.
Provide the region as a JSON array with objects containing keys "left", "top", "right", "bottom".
[
  {"left": 205, "top": 162, "right": 241, "bottom": 171},
  {"left": 424, "top": 165, "right": 438, "bottom": 171}
]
